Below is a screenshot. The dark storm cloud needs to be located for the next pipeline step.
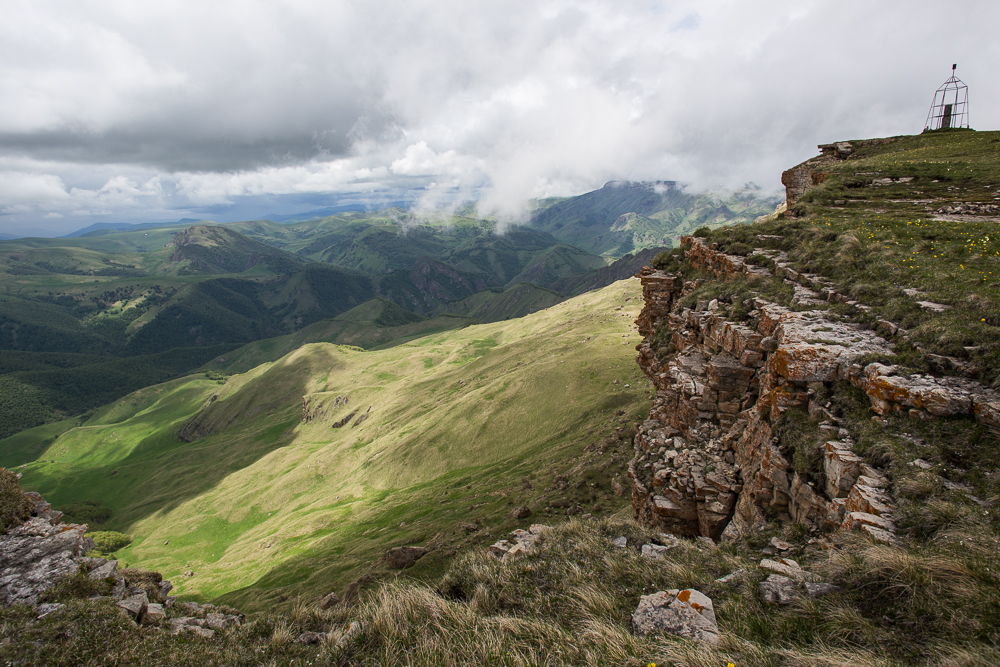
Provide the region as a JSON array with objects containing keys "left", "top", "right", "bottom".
[{"left": 0, "top": 125, "right": 355, "bottom": 173}]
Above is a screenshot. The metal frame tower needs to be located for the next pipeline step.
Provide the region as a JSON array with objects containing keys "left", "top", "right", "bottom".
[{"left": 924, "top": 64, "right": 970, "bottom": 131}]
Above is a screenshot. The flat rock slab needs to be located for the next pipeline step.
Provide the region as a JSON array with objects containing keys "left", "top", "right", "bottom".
[
  {"left": 632, "top": 588, "right": 719, "bottom": 644},
  {"left": 88, "top": 559, "right": 118, "bottom": 580}
]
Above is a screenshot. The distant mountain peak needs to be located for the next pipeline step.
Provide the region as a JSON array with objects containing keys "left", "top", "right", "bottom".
[{"left": 602, "top": 180, "right": 679, "bottom": 191}]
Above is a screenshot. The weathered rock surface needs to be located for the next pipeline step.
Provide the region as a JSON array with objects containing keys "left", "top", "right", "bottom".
[
  {"left": 117, "top": 592, "right": 148, "bottom": 623},
  {"left": 759, "top": 575, "right": 798, "bottom": 605},
  {"left": 629, "top": 231, "right": 997, "bottom": 543},
  {"left": 631, "top": 588, "right": 719, "bottom": 644},
  {"left": 385, "top": 546, "right": 429, "bottom": 569},
  {"left": 0, "top": 516, "right": 93, "bottom": 606}
]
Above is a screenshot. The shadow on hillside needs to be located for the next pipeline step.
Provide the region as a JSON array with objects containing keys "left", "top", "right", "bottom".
[{"left": 21, "top": 352, "right": 325, "bottom": 530}]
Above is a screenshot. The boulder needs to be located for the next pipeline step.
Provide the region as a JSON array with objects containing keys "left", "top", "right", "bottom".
[
  {"left": 489, "top": 540, "right": 513, "bottom": 556},
  {"left": 501, "top": 542, "right": 528, "bottom": 562},
  {"left": 759, "top": 558, "right": 819, "bottom": 582},
  {"left": 714, "top": 570, "right": 745, "bottom": 586},
  {"left": 204, "top": 612, "right": 233, "bottom": 630},
  {"left": 385, "top": 546, "right": 428, "bottom": 569},
  {"left": 632, "top": 589, "right": 719, "bottom": 644}
]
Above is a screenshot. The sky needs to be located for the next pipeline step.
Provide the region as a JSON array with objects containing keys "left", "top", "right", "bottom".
[{"left": 1, "top": 1, "right": 997, "bottom": 237}]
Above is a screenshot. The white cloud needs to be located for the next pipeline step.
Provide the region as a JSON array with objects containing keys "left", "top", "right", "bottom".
[{"left": 1, "top": 0, "right": 998, "bottom": 234}]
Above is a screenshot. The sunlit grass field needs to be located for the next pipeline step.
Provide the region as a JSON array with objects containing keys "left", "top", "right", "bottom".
[{"left": 3, "top": 278, "right": 651, "bottom": 608}]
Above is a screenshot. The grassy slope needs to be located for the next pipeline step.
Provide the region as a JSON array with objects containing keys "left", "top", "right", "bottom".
[
  {"left": 712, "top": 129, "right": 1000, "bottom": 383},
  {"left": 204, "top": 299, "right": 476, "bottom": 374},
  {"left": 6, "top": 278, "right": 651, "bottom": 610}
]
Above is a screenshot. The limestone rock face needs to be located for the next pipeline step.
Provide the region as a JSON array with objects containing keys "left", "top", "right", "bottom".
[
  {"left": 0, "top": 516, "right": 92, "bottom": 606},
  {"left": 631, "top": 588, "right": 719, "bottom": 644}
]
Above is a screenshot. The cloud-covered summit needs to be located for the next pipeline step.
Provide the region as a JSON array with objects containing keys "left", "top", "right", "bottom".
[{"left": 1, "top": 1, "right": 997, "bottom": 235}]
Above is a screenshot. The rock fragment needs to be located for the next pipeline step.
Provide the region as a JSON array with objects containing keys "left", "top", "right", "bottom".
[
  {"left": 385, "top": 546, "right": 428, "bottom": 569},
  {"left": 759, "top": 574, "right": 798, "bottom": 605},
  {"left": 632, "top": 588, "right": 719, "bottom": 644}
]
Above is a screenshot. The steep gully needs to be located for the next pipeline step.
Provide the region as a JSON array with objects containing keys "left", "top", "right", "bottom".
[{"left": 628, "top": 236, "right": 1000, "bottom": 543}]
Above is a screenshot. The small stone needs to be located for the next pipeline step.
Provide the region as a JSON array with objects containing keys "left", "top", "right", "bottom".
[
  {"left": 714, "top": 570, "right": 745, "bottom": 586},
  {"left": 509, "top": 506, "right": 532, "bottom": 520},
  {"left": 804, "top": 582, "right": 843, "bottom": 598},
  {"left": 769, "top": 537, "right": 793, "bottom": 551},
  {"left": 612, "top": 536, "right": 627, "bottom": 548},
  {"left": 759, "top": 574, "right": 799, "bottom": 605},
  {"left": 460, "top": 522, "right": 479, "bottom": 533},
  {"left": 298, "top": 631, "right": 326, "bottom": 645},
  {"left": 142, "top": 603, "right": 166, "bottom": 625},
  {"left": 386, "top": 546, "right": 429, "bottom": 569},
  {"left": 909, "top": 459, "right": 933, "bottom": 470},
  {"left": 36, "top": 602, "right": 66, "bottom": 619},
  {"left": 319, "top": 591, "right": 340, "bottom": 609}
]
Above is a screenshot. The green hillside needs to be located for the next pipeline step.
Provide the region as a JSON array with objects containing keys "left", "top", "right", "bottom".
[
  {"left": 530, "top": 180, "right": 779, "bottom": 256},
  {"left": 204, "top": 298, "right": 475, "bottom": 373},
  {"left": 3, "top": 278, "right": 651, "bottom": 609},
  {"left": 441, "top": 283, "right": 565, "bottom": 322}
]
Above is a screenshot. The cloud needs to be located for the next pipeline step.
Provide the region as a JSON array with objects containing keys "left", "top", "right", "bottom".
[{"left": 1, "top": 0, "right": 998, "bottom": 235}]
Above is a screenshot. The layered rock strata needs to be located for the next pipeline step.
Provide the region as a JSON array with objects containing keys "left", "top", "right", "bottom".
[{"left": 629, "top": 236, "right": 1000, "bottom": 542}]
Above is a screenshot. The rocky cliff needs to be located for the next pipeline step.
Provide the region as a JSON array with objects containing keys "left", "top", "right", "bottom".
[{"left": 628, "top": 232, "right": 1000, "bottom": 543}]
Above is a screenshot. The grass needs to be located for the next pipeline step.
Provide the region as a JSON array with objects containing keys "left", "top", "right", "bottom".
[
  {"left": 5, "top": 512, "right": 997, "bottom": 666},
  {"left": 695, "top": 130, "right": 1000, "bottom": 385},
  {"left": 3, "top": 278, "right": 651, "bottom": 608}
]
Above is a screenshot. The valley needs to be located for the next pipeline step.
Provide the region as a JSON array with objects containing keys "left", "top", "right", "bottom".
[
  {"left": 2, "top": 278, "right": 652, "bottom": 609},
  {"left": 0, "top": 182, "right": 776, "bottom": 439}
]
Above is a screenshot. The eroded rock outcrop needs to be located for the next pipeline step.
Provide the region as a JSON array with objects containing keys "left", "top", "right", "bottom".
[
  {"left": 0, "top": 489, "right": 94, "bottom": 606},
  {"left": 629, "top": 234, "right": 998, "bottom": 543}
]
